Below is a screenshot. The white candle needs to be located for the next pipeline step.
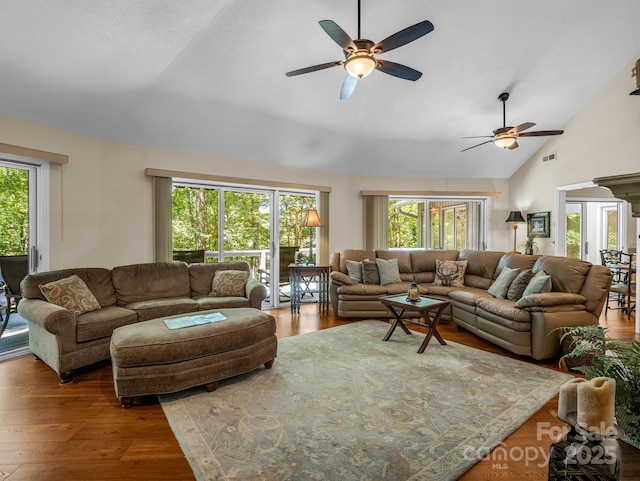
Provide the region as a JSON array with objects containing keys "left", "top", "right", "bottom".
[
  {"left": 576, "top": 377, "right": 616, "bottom": 436},
  {"left": 558, "top": 378, "right": 585, "bottom": 423}
]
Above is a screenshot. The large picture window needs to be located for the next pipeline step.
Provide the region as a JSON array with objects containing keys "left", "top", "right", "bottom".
[{"left": 388, "top": 197, "right": 485, "bottom": 250}]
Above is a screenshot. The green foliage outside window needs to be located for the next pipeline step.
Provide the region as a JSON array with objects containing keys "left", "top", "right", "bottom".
[
  {"left": 565, "top": 212, "right": 581, "bottom": 258},
  {"left": 171, "top": 186, "right": 315, "bottom": 265},
  {"left": 388, "top": 201, "right": 419, "bottom": 248},
  {"left": 0, "top": 167, "right": 29, "bottom": 255}
]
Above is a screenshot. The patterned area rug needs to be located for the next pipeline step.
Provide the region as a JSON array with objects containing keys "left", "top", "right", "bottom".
[{"left": 159, "top": 320, "right": 572, "bottom": 481}]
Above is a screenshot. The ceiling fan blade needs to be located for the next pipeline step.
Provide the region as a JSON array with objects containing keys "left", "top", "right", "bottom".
[
  {"left": 372, "top": 20, "right": 434, "bottom": 53},
  {"left": 319, "top": 20, "right": 356, "bottom": 52},
  {"left": 517, "top": 130, "right": 564, "bottom": 137},
  {"left": 340, "top": 75, "right": 358, "bottom": 100},
  {"left": 507, "top": 140, "right": 519, "bottom": 150},
  {"left": 493, "top": 126, "right": 512, "bottom": 135},
  {"left": 512, "top": 122, "right": 536, "bottom": 133},
  {"left": 460, "top": 140, "right": 493, "bottom": 152},
  {"left": 461, "top": 135, "right": 493, "bottom": 139},
  {"left": 376, "top": 60, "right": 422, "bottom": 81},
  {"left": 286, "top": 61, "right": 343, "bottom": 77}
]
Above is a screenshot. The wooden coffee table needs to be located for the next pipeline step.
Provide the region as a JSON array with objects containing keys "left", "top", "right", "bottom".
[{"left": 380, "top": 295, "right": 450, "bottom": 353}]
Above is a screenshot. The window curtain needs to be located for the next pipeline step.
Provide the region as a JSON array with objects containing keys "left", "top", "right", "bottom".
[
  {"left": 318, "top": 191, "right": 330, "bottom": 265},
  {"left": 153, "top": 176, "right": 172, "bottom": 262},
  {"left": 363, "top": 195, "right": 389, "bottom": 250}
]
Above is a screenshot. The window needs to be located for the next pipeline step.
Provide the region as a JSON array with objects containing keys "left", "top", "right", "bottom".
[{"left": 388, "top": 198, "right": 485, "bottom": 250}]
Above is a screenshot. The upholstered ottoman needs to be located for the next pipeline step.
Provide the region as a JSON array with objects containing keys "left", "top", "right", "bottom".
[{"left": 110, "top": 308, "right": 277, "bottom": 408}]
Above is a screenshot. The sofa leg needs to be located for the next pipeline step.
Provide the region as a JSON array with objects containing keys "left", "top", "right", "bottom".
[
  {"left": 264, "top": 359, "right": 274, "bottom": 369},
  {"left": 204, "top": 381, "right": 218, "bottom": 392},
  {"left": 120, "top": 397, "right": 135, "bottom": 409},
  {"left": 33, "top": 354, "right": 41, "bottom": 361},
  {"left": 59, "top": 371, "right": 75, "bottom": 384}
]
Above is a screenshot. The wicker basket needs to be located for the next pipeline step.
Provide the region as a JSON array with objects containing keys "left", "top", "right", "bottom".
[{"left": 558, "top": 330, "right": 598, "bottom": 372}]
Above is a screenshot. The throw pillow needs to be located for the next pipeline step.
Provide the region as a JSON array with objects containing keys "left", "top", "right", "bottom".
[
  {"left": 433, "top": 259, "right": 468, "bottom": 287},
  {"left": 39, "top": 274, "right": 101, "bottom": 316},
  {"left": 507, "top": 268, "right": 534, "bottom": 301},
  {"left": 345, "top": 260, "right": 363, "bottom": 284},
  {"left": 362, "top": 259, "right": 380, "bottom": 285},
  {"left": 210, "top": 270, "right": 249, "bottom": 297},
  {"left": 488, "top": 267, "right": 521, "bottom": 299},
  {"left": 521, "top": 271, "right": 552, "bottom": 297},
  {"left": 376, "top": 258, "right": 402, "bottom": 285}
]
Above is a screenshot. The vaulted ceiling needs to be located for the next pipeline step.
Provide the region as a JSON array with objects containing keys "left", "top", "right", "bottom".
[{"left": 1, "top": 1, "right": 639, "bottom": 178}]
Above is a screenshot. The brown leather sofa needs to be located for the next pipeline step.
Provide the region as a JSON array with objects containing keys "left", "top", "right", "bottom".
[
  {"left": 329, "top": 249, "right": 612, "bottom": 360},
  {"left": 18, "top": 261, "right": 266, "bottom": 383}
]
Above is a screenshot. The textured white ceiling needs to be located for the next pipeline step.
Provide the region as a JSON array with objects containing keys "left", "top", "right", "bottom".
[{"left": 0, "top": 0, "right": 639, "bottom": 178}]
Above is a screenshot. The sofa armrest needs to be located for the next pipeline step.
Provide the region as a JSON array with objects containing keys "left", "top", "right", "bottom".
[
  {"left": 17, "top": 298, "right": 76, "bottom": 336},
  {"left": 330, "top": 272, "right": 355, "bottom": 286},
  {"left": 245, "top": 277, "right": 267, "bottom": 309},
  {"left": 515, "top": 292, "right": 587, "bottom": 309}
]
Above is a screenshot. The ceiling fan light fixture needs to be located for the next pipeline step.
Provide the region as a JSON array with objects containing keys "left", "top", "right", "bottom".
[
  {"left": 494, "top": 135, "right": 517, "bottom": 149},
  {"left": 344, "top": 52, "right": 376, "bottom": 78}
]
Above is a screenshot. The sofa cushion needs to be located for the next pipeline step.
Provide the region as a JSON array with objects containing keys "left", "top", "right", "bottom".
[
  {"left": 476, "top": 297, "right": 532, "bottom": 323},
  {"left": 346, "top": 260, "right": 363, "bottom": 283},
  {"left": 188, "top": 262, "right": 251, "bottom": 298},
  {"left": 210, "top": 270, "right": 248, "bottom": 297},
  {"left": 112, "top": 262, "right": 191, "bottom": 305},
  {"left": 39, "top": 275, "right": 102, "bottom": 316},
  {"left": 76, "top": 306, "right": 138, "bottom": 342},
  {"left": 362, "top": 259, "right": 380, "bottom": 285},
  {"left": 195, "top": 296, "right": 250, "bottom": 310},
  {"left": 434, "top": 259, "right": 468, "bottom": 287},
  {"left": 487, "top": 267, "right": 520, "bottom": 299},
  {"left": 376, "top": 258, "right": 402, "bottom": 285},
  {"left": 411, "top": 250, "right": 459, "bottom": 283},
  {"left": 522, "top": 273, "right": 552, "bottom": 297},
  {"left": 339, "top": 249, "right": 377, "bottom": 274},
  {"left": 532, "top": 256, "right": 591, "bottom": 294},
  {"left": 459, "top": 249, "right": 504, "bottom": 289},
  {"left": 122, "top": 297, "right": 198, "bottom": 322},
  {"left": 375, "top": 250, "right": 413, "bottom": 276},
  {"left": 22, "top": 268, "right": 116, "bottom": 306},
  {"left": 507, "top": 269, "right": 534, "bottom": 301}
]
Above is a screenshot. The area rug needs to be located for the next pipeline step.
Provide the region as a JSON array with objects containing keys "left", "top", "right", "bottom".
[{"left": 159, "top": 320, "right": 572, "bottom": 481}]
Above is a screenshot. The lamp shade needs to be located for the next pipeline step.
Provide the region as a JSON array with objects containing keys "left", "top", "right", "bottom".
[
  {"left": 505, "top": 211, "right": 525, "bottom": 223},
  {"left": 302, "top": 209, "right": 323, "bottom": 227}
]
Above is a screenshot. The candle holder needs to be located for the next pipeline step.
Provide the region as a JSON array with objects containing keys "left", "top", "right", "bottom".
[{"left": 548, "top": 412, "right": 621, "bottom": 481}]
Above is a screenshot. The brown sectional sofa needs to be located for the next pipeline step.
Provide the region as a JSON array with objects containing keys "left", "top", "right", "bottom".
[
  {"left": 18, "top": 261, "right": 267, "bottom": 383},
  {"left": 330, "top": 249, "right": 612, "bottom": 360}
]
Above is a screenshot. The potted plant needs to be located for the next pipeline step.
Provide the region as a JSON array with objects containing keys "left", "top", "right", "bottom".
[
  {"left": 520, "top": 235, "right": 538, "bottom": 255},
  {"left": 561, "top": 324, "right": 640, "bottom": 448}
]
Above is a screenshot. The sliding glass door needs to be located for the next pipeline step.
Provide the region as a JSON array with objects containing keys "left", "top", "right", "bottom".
[{"left": 172, "top": 182, "right": 318, "bottom": 308}]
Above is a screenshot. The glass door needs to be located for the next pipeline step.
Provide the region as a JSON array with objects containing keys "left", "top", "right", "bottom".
[
  {"left": 565, "top": 203, "right": 583, "bottom": 259},
  {"left": 0, "top": 160, "right": 44, "bottom": 358}
]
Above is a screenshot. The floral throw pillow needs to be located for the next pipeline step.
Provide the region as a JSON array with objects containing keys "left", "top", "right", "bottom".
[
  {"left": 210, "top": 270, "right": 249, "bottom": 297},
  {"left": 433, "top": 259, "right": 468, "bottom": 287},
  {"left": 39, "top": 274, "right": 101, "bottom": 315}
]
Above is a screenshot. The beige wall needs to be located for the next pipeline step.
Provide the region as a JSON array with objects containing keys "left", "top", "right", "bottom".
[
  {"left": 509, "top": 54, "right": 640, "bottom": 255},
  {"left": 0, "top": 115, "right": 513, "bottom": 269}
]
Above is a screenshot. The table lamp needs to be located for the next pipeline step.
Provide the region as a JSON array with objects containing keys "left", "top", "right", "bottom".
[
  {"left": 302, "top": 209, "right": 322, "bottom": 265},
  {"left": 505, "top": 211, "right": 525, "bottom": 252}
]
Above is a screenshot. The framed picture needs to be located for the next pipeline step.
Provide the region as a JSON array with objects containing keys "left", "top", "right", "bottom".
[{"left": 527, "top": 211, "right": 550, "bottom": 238}]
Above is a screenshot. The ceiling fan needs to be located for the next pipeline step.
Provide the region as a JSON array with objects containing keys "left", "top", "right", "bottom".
[
  {"left": 461, "top": 92, "right": 564, "bottom": 152},
  {"left": 285, "top": 0, "right": 434, "bottom": 100}
]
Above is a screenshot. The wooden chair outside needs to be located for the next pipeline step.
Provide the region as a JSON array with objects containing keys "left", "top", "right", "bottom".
[
  {"left": 259, "top": 246, "right": 299, "bottom": 300},
  {"left": 0, "top": 255, "right": 29, "bottom": 338}
]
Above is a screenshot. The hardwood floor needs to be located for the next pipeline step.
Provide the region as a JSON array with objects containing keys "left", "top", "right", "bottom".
[{"left": 0, "top": 305, "right": 636, "bottom": 481}]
